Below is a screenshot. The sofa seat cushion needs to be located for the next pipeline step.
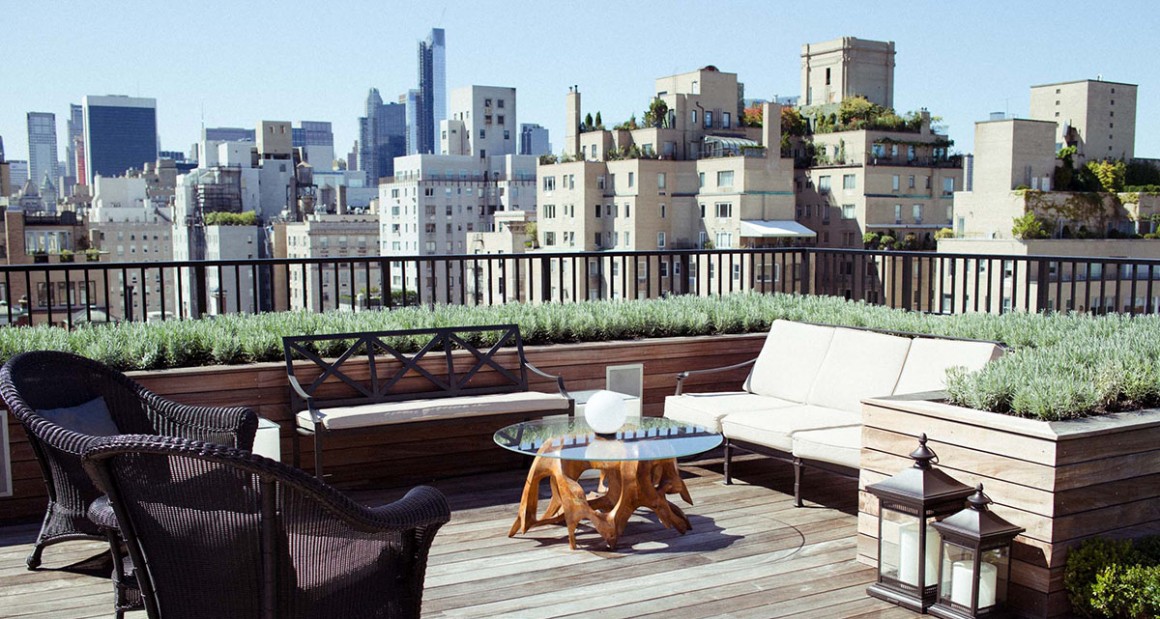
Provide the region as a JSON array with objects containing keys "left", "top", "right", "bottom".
[
  {"left": 893, "top": 337, "right": 1005, "bottom": 395},
  {"left": 792, "top": 426, "right": 862, "bottom": 470},
  {"left": 720, "top": 405, "right": 861, "bottom": 452},
  {"left": 297, "top": 391, "right": 572, "bottom": 431},
  {"left": 664, "top": 392, "right": 798, "bottom": 433},
  {"left": 806, "top": 328, "right": 912, "bottom": 414},
  {"left": 745, "top": 321, "right": 836, "bottom": 402}
]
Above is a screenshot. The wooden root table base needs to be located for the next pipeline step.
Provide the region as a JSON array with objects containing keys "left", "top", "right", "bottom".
[{"left": 508, "top": 454, "right": 694, "bottom": 550}]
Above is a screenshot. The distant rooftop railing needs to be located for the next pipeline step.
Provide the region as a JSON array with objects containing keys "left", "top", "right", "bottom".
[{"left": 2, "top": 248, "right": 1160, "bottom": 328}]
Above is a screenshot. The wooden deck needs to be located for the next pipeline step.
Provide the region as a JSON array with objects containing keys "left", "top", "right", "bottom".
[{"left": 0, "top": 455, "right": 916, "bottom": 618}]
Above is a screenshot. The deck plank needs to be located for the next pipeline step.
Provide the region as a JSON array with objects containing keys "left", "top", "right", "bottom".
[{"left": 0, "top": 456, "right": 904, "bottom": 618}]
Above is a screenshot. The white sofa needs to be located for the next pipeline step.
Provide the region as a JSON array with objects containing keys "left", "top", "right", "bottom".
[{"left": 664, "top": 320, "right": 1004, "bottom": 506}]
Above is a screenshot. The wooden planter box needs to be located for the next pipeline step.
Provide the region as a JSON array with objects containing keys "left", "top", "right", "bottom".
[
  {"left": 857, "top": 393, "right": 1160, "bottom": 618},
  {"left": 0, "top": 333, "right": 765, "bottom": 523}
]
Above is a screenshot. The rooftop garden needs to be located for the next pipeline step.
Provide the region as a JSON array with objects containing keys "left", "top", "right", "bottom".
[{"left": 1, "top": 293, "right": 1158, "bottom": 422}]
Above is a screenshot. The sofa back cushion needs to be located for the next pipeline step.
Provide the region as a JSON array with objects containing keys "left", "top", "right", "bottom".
[
  {"left": 745, "top": 320, "right": 836, "bottom": 403},
  {"left": 893, "top": 337, "right": 1005, "bottom": 395},
  {"left": 806, "top": 328, "right": 912, "bottom": 413}
]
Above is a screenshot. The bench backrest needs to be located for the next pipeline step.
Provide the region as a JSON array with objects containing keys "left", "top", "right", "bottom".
[
  {"left": 745, "top": 319, "right": 1005, "bottom": 413},
  {"left": 284, "top": 324, "right": 531, "bottom": 408}
]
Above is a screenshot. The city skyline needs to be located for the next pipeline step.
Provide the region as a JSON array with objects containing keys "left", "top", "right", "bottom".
[{"left": 3, "top": 1, "right": 1158, "bottom": 170}]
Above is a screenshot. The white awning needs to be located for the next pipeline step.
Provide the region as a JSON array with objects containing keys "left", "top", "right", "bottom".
[{"left": 740, "top": 220, "right": 817, "bottom": 238}]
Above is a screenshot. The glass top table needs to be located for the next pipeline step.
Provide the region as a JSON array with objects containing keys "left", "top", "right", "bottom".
[{"left": 494, "top": 416, "right": 721, "bottom": 462}]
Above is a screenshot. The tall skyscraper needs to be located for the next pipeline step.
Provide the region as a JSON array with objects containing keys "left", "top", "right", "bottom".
[
  {"left": 416, "top": 28, "right": 446, "bottom": 154},
  {"left": 26, "top": 112, "right": 59, "bottom": 192},
  {"left": 519, "top": 123, "right": 551, "bottom": 156},
  {"left": 358, "top": 89, "right": 407, "bottom": 185},
  {"left": 82, "top": 95, "right": 158, "bottom": 185},
  {"left": 65, "top": 104, "right": 84, "bottom": 191},
  {"left": 404, "top": 90, "right": 421, "bottom": 155}
]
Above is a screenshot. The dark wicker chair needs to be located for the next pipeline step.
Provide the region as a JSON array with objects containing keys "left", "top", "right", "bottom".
[
  {"left": 82, "top": 434, "right": 451, "bottom": 619},
  {"left": 0, "top": 350, "right": 258, "bottom": 617}
]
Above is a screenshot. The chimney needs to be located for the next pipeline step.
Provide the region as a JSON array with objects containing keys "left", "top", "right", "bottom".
[
  {"left": 761, "top": 102, "right": 783, "bottom": 159},
  {"left": 565, "top": 87, "right": 582, "bottom": 159}
]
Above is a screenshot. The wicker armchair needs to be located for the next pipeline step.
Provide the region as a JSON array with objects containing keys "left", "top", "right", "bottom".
[
  {"left": 82, "top": 434, "right": 451, "bottom": 619},
  {"left": 0, "top": 350, "right": 258, "bottom": 616}
]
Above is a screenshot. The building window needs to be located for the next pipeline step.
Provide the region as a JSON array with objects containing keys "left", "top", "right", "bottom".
[
  {"left": 698, "top": 172, "right": 705, "bottom": 187},
  {"left": 498, "top": 115, "right": 504, "bottom": 125},
  {"left": 842, "top": 204, "right": 855, "bottom": 219},
  {"left": 704, "top": 111, "right": 713, "bottom": 128},
  {"left": 543, "top": 204, "right": 556, "bottom": 218},
  {"left": 657, "top": 231, "right": 665, "bottom": 248},
  {"left": 595, "top": 204, "right": 601, "bottom": 218},
  {"left": 722, "top": 112, "right": 731, "bottom": 129},
  {"left": 894, "top": 204, "right": 902, "bottom": 224},
  {"left": 913, "top": 204, "right": 923, "bottom": 224},
  {"left": 825, "top": 67, "right": 832, "bottom": 85},
  {"left": 717, "top": 170, "right": 734, "bottom": 187},
  {"left": 544, "top": 232, "right": 556, "bottom": 246},
  {"left": 480, "top": 129, "right": 485, "bottom": 139},
  {"left": 892, "top": 175, "right": 900, "bottom": 191},
  {"left": 691, "top": 110, "right": 698, "bottom": 125},
  {"left": 908, "top": 175, "right": 915, "bottom": 189},
  {"left": 943, "top": 177, "right": 954, "bottom": 196},
  {"left": 657, "top": 172, "right": 666, "bottom": 189},
  {"left": 715, "top": 202, "right": 732, "bottom": 218},
  {"left": 625, "top": 203, "right": 631, "bottom": 217},
  {"left": 628, "top": 172, "right": 634, "bottom": 187},
  {"left": 818, "top": 175, "right": 831, "bottom": 193},
  {"left": 660, "top": 203, "right": 666, "bottom": 218},
  {"left": 716, "top": 232, "right": 732, "bottom": 249},
  {"left": 842, "top": 174, "right": 855, "bottom": 190},
  {"left": 543, "top": 176, "right": 555, "bottom": 191}
]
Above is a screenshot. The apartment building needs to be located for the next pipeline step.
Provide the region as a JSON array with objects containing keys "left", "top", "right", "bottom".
[
  {"left": 539, "top": 68, "right": 811, "bottom": 301},
  {"left": 279, "top": 213, "right": 379, "bottom": 311},
  {"left": 800, "top": 37, "right": 895, "bottom": 108},
  {"left": 379, "top": 85, "right": 537, "bottom": 301},
  {"left": 940, "top": 113, "right": 1160, "bottom": 314},
  {"left": 1029, "top": 79, "right": 1137, "bottom": 162}
]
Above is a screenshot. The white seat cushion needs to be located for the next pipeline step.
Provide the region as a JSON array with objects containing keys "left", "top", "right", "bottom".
[
  {"left": 664, "top": 392, "right": 797, "bottom": 433},
  {"left": 297, "top": 391, "right": 571, "bottom": 431},
  {"left": 792, "top": 426, "right": 862, "bottom": 469},
  {"left": 720, "top": 405, "right": 861, "bottom": 452},
  {"left": 744, "top": 320, "right": 836, "bottom": 402},
  {"left": 805, "top": 328, "right": 912, "bottom": 413},
  {"left": 894, "top": 338, "right": 1005, "bottom": 395}
]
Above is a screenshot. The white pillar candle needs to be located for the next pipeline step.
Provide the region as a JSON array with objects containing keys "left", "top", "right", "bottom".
[
  {"left": 950, "top": 560, "right": 998, "bottom": 607},
  {"left": 898, "top": 521, "right": 941, "bottom": 586}
]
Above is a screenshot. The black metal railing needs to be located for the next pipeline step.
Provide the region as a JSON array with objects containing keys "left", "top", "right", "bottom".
[{"left": 2, "top": 248, "right": 1160, "bottom": 328}]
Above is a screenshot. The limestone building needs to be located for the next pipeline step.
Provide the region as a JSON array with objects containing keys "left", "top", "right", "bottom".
[
  {"left": 278, "top": 213, "right": 380, "bottom": 311},
  {"left": 800, "top": 37, "right": 895, "bottom": 108},
  {"left": 1029, "top": 79, "right": 1137, "bottom": 162}
]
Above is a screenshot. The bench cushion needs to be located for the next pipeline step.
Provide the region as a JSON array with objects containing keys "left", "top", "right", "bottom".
[
  {"left": 893, "top": 338, "right": 1005, "bottom": 395},
  {"left": 792, "top": 426, "right": 862, "bottom": 470},
  {"left": 805, "top": 328, "right": 912, "bottom": 413},
  {"left": 721, "top": 405, "right": 861, "bottom": 452},
  {"left": 298, "top": 391, "right": 572, "bottom": 431},
  {"left": 664, "top": 392, "right": 797, "bottom": 433},
  {"left": 744, "top": 320, "right": 836, "bottom": 403}
]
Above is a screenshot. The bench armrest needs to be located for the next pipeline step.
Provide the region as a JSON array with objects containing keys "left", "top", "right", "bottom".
[
  {"left": 524, "top": 361, "right": 571, "bottom": 400},
  {"left": 286, "top": 375, "right": 323, "bottom": 424},
  {"left": 674, "top": 358, "right": 757, "bottom": 395}
]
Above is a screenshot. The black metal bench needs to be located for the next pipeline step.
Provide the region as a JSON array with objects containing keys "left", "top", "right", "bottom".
[{"left": 284, "top": 324, "right": 574, "bottom": 478}]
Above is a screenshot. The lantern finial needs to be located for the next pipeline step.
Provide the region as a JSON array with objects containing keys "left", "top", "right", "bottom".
[
  {"left": 909, "top": 433, "right": 938, "bottom": 470},
  {"left": 967, "top": 483, "right": 991, "bottom": 511}
]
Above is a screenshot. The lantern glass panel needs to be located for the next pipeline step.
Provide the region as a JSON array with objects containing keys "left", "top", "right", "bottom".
[
  {"left": 982, "top": 547, "right": 1009, "bottom": 610},
  {"left": 879, "top": 508, "right": 914, "bottom": 586},
  {"left": 938, "top": 541, "right": 975, "bottom": 609}
]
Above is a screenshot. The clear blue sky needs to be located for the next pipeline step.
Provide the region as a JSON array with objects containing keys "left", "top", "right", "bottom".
[{"left": 3, "top": 1, "right": 1158, "bottom": 166}]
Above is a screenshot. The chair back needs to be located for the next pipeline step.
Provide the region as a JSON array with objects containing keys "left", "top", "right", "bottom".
[{"left": 83, "top": 435, "right": 449, "bottom": 619}]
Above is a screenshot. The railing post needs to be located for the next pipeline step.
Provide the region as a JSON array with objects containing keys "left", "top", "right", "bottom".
[
  {"left": 679, "top": 254, "right": 690, "bottom": 296},
  {"left": 1036, "top": 260, "right": 1050, "bottom": 313},
  {"left": 901, "top": 254, "right": 913, "bottom": 310},
  {"left": 193, "top": 264, "right": 207, "bottom": 318},
  {"left": 799, "top": 249, "right": 812, "bottom": 296},
  {"left": 539, "top": 256, "right": 552, "bottom": 303}
]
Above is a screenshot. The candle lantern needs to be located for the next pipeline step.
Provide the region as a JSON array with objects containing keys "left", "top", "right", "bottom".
[
  {"left": 929, "top": 484, "right": 1024, "bottom": 618},
  {"left": 866, "top": 433, "right": 974, "bottom": 612}
]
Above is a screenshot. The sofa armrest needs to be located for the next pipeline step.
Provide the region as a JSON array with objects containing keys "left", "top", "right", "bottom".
[{"left": 675, "top": 358, "right": 756, "bottom": 395}]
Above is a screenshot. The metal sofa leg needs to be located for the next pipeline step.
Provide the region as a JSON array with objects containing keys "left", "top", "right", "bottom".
[
  {"left": 723, "top": 440, "right": 733, "bottom": 485},
  {"left": 793, "top": 457, "right": 804, "bottom": 507}
]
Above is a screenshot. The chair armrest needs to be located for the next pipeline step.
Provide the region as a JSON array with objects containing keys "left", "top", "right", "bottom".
[
  {"left": 674, "top": 358, "right": 757, "bottom": 395},
  {"left": 366, "top": 485, "right": 452, "bottom": 530},
  {"left": 286, "top": 375, "right": 324, "bottom": 424},
  {"left": 524, "top": 361, "right": 570, "bottom": 400},
  {"left": 87, "top": 495, "right": 119, "bottom": 530},
  {"left": 139, "top": 389, "right": 259, "bottom": 451}
]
